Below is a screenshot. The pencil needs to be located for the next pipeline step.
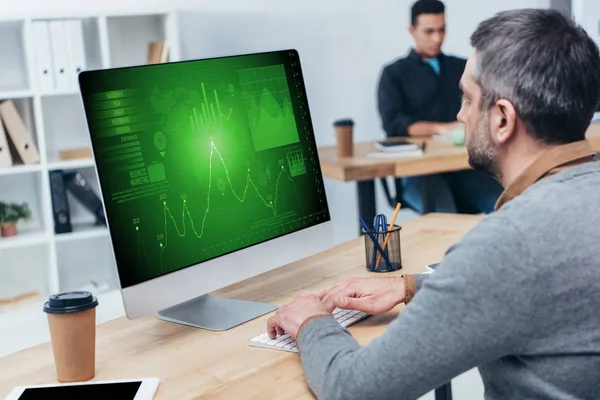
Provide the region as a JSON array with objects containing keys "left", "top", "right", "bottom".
[{"left": 375, "top": 202, "right": 402, "bottom": 269}]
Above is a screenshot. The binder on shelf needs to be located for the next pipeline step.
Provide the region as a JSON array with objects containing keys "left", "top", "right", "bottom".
[
  {"left": 0, "top": 114, "right": 13, "bottom": 168},
  {"left": 48, "top": 20, "right": 71, "bottom": 91},
  {"left": 63, "top": 171, "right": 106, "bottom": 226},
  {"left": 49, "top": 170, "right": 72, "bottom": 234},
  {"left": 0, "top": 100, "right": 40, "bottom": 165},
  {"left": 31, "top": 20, "right": 55, "bottom": 92},
  {"left": 147, "top": 41, "right": 168, "bottom": 64},
  {"left": 65, "top": 19, "right": 87, "bottom": 88}
]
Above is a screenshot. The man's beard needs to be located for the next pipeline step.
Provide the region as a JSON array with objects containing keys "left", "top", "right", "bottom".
[{"left": 466, "top": 111, "right": 500, "bottom": 179}]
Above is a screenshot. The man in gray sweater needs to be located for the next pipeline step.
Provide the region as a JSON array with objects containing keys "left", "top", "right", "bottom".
[{"left": 266, "top": 8, "right": 600, "bottom": 400}]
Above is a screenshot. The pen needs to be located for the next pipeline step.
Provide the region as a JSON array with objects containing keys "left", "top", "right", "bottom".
[
  {"left": 359, "top": 217, "right": 392, "bottom": 269},
  {"left": 375, "top": 202, "right": 402, "bottom": 269}
]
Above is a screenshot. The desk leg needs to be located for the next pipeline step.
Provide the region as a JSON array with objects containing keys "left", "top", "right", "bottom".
[
  {"left": 357, "top": 180, "right": 376, "bottom": 234},
  {"left": 435, "top": 383, "right": 452, "bottom": 400}
]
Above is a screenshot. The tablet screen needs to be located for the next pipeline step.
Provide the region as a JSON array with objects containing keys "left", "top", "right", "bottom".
[{"left": 18, "top": 381, "right": 142, "bottom": 399}]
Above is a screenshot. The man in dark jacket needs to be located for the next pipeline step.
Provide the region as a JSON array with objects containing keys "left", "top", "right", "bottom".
[{"left": 377, "top": 0, "right": 503, "bottom": 214}]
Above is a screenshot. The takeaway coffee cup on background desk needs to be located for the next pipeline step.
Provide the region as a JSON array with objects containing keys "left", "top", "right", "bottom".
[
  {"left": 43, "top": 291, "right": 99, "bottom": 382},
  {"left": 333, "top": 118, "right": 354, "bottom": 158}
]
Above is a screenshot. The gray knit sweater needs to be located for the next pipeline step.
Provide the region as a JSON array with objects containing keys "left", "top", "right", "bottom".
[{"left": 298, "top": 161, "right": 600, "bottom": 399}]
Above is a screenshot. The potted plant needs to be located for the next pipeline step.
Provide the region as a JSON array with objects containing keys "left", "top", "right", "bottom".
[{"left": 0, "top": 202, "right": 31, "bottom": 238}]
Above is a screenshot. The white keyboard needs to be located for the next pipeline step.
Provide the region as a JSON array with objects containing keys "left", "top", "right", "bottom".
[{"left": 249, "top": 308, "right": 369, "bottom": 353}]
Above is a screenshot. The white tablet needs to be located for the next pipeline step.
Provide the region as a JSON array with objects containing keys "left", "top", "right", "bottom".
[{"left": 4, "top": 377, "right": 160, "bottom": 400}]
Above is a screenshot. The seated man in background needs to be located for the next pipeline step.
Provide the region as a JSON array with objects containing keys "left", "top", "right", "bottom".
[
  {"left": 377, "top": 0, "right": 503, "bottom": 214},
  {"left": 268, "top": 8, "right": 600, "bottom": 399}
]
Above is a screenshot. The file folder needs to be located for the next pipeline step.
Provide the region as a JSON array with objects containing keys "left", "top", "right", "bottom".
[
  {"left": 49, "top": 170, "right": 72, "bottom": 234},
  {"left": 31, "top": 21, "right": 55, "bottom": 92},
  {"left": 65, "top": 19, "right": 86, "bottom": 88},
  {"left": 48, "top": 20, "right": 71, "bottom": 91},
  {"left": 0, "top": 100, "right": 40, "bottom": 165},
  {"left": 0, "top": 114, "right": 13, "bottom": 168}
]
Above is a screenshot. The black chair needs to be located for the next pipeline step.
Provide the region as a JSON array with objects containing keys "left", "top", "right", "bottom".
[
  {"left": 379, "top": 176, "right": 480, "bottom": 215},
  {"left": 379, "top": 177, "right": 415, "bottom": 211}
]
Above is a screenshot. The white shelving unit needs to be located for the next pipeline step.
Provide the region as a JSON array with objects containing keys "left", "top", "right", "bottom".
[{"left": 0, "top": 10, "right": 181, "bottom": 302}]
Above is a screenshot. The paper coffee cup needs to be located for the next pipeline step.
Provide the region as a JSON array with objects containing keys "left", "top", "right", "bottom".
[
  {"left": 333, "top": 119, "right": 354, "bottom": 158},
  {"left": 43, "top": 291, "right": 99, "bottom": 383}
]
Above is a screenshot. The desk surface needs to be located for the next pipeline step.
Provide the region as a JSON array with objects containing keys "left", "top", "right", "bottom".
[
  {"left": 319, "top": 122, "right": 600, "bottom": 182},
  {"left": 0, "top": 213, "right": 480, "bottom": 400}
]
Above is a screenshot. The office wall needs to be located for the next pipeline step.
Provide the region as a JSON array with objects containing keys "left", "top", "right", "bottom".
[
  {"left": 549, "top": 0, "right": 572, "bottom": 13},
  {"left": 0, "top": 0, "right": 543, "bottom": 246},
  {"left": 573, "top": 0, "right": 600, "bottom": 47}
]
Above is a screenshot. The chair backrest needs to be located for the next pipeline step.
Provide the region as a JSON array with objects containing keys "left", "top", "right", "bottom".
[{"left": 379, "top": 177, "right": 418, "bottom": 213}]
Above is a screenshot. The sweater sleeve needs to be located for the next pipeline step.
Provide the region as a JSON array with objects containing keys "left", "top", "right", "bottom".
[
  {"left": 377, "top": 66, "right": 415, "bottom": 137},
  {"left": 298, "top": 215, "right": 534, "bottom": 400},
  {"left": 415, "top": 273, "right": 428, "bottom": 292}
]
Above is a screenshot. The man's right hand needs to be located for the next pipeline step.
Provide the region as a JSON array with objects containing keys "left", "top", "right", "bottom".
[{"left": 317, "top": 277, "right": 405, "bottom": 316}]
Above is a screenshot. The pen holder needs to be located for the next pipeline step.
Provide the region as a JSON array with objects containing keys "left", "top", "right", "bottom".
[{"left": 362, "top": 225, "right": 402, "bottom": 273}]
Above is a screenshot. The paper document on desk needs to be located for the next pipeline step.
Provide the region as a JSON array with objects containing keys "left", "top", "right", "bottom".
[
  {"left": 432, "top": 134, "right": 453, "bottom": 142},
  {"left": 367, "top": 149, "right": 423, "bottom": 158}
]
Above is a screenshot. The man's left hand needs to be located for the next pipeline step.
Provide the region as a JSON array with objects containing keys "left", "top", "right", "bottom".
[{"left": 267, "top": 294, "right": 331, "bottom": 340}]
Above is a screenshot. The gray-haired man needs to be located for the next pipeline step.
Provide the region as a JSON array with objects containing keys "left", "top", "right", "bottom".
[{"left": 266, "top": 8, "right": 600, "bottom": 399}]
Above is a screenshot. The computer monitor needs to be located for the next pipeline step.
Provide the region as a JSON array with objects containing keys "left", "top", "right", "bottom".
[{"left": 78, "top": 49, "right": 332, "bottom": 331}]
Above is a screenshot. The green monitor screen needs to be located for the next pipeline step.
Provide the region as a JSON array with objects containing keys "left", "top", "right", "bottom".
[{"left": 79, "top": 49, "right": 330, "bottom": 289}]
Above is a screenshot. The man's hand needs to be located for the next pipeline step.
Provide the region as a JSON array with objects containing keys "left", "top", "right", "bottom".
[
  {"left": 266, "top": 294, "right": 331, "bottom": 340},
  {"left": 318, "top": 277, "right": 405, "bottom": 316}
]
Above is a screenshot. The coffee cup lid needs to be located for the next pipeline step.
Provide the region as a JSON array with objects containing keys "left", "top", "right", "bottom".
[
  {"left": 333, "top": 118, "right": 354, "bottom": 127},
  {"left": 43, "top": 291, "right": 99, "bottom": 314}
]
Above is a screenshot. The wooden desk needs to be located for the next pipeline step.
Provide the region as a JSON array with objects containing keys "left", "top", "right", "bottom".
[
  {"left": 0, "top": 213, "right": 480, "bottom": 400},
  {"left": 319, "top": 137, "right": 467, "bottom": 183},
  {"left": 318, "top": 123, "right": 600, "bottom": 225}
]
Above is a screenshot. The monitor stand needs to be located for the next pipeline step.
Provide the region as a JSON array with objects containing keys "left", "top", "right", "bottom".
[{"left": 156, "top": 294, "right": 277, "bottom": 331}]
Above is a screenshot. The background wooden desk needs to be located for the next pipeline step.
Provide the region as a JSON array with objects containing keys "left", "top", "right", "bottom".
[
  {"left": 318, "top": 123, "right": 600, "bottom": 226},
  {"left": 0, "top": 213, "right": 481, "bottom": 400}
]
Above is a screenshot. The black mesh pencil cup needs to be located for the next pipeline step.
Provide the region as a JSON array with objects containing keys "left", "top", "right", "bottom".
[{"left": 362, "top": 224, "right": 402, "bottom": 273}]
